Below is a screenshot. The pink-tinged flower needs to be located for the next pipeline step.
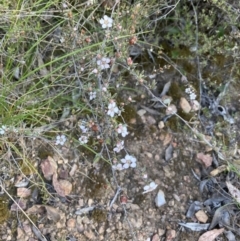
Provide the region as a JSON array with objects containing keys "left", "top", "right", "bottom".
[
  {"left": 142, "top": 181, "right": 158, "bottom": 194},
  {"left": 97, "top": 57, "right": 111, "bottom": 70},
  {"left": 121, "top": 154, "right": 137, "bottom": 169},
  {"left": 113, "top": 141, "right": 124, "bottom": 153},
  {"left": 92, "top": 68, "right": 98, "bottom": 74},
  {"left": 127, "top": 57, "right": 133, "bottom": 66},
  {"left": 116, "top": 124, "right": 128, "bottom": 137},
  {"left": 107, "top": 101, "right": 119, "bottom": 117},
  {"left": 99, "top": 15, "right": 113, "bottom": 29}
]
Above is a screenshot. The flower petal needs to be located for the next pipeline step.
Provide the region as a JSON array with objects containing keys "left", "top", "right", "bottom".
[
  {"left": 130, "top": 162, "right": 136, "bottom": 168},
  {"left": 121, "top": 158, "right": 126, "bottom": 164},
  {"left": 143, "top": 185, "right": 149, "bottom": 191},
  {"left": 123, "top": 163, "right": 129, "bottom": 169}
]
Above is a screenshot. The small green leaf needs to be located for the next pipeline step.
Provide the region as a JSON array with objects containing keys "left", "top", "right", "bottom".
[{"left": 93, "top": 153, "right": 101, "bottom": 163}]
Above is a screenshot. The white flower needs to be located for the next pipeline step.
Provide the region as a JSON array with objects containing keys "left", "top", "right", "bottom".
[
  {"left": 89, "top": 91, "right": 96, "bottom": 100},
  {"left": 79, "top": 121, "right": 88, "bottom": 133},
  {"left": 55, "top": 135, "right": 67, "bottom": 145},
  {"left": 79, "top": 123, "right": 88, "bottom": 133},
  {"left": 112, "top": 163, "right": 123, "bottom": 171},
  {"left": 102, "top": 86, "right": 107, "bottom": 92},
  {"left": 97, "top": 57, "right": 111, "bottom": 70},
  {"left": 0, "top": 125, "right": 7, "bottom": 135},
  {"left": 116, "top": 124, "right": 128, "bottom": 137},
  {"left": 107, "top": 101, "right": 119, "bottom": 117},
  {"left": 142, "top": 181, "right": 158, "bottom": 194},
  {"left": 99, "top": 15, "right": 113, "bottom": 29},
  {"left": 113, "top": 141, "right": 124, "bottom": 153},
  {"left": 87, "top": 0, "right": 94, "bottom": 5},
  {"left": 189, "top": 92, "right": 197, "bottom": 100},
  {"left": 79, "top": 136, "right": 88, "bottom": 144},
  {"left": 92, "top": 68, "right": 98, "bottom": 74},
  {"left": 121, "top": 154, "right": 137, "bottom": 169}
]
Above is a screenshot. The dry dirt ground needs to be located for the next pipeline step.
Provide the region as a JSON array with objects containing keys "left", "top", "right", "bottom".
[
  {"left": 0, "top": 107, "right": 236, "bottom": 241},
  {"left": 0, "top": 71, "right": 240, "bottom": 241}
]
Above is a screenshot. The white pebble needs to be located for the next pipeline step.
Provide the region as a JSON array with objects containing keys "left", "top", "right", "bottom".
[{"left": 155, "top": 190, "right": 166, "bottom": 207}]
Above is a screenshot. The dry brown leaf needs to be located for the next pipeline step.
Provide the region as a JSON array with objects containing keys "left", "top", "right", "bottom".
[
  {"left": 44, "top": 205, "right": 61, "bottom": 222},
  {"left": 17, "top": 187, "right": 31, "bottom": 198},
  {"left": 162, "top": 133, "right": 172, "bottom": 146},
  {"left": 40, "top": 156, "right": 58, "bottom": 180},
  {"left": 11, "top": 199, "right": 27, "bottom": 211},
  {"left": 196, "top": 153, "right": 212, "bottom": 167},
  {"left": 52, "top": 173, "right": 72, "bottom": 197},
  {"left": 198, "top": 228, "right": 224, "bottom": 241},
  {"left": 210, "top": 165, "right": 227, "bottom": 176},
  {"left": 226, "top": 181, "right": 240, "bottom": 203}
]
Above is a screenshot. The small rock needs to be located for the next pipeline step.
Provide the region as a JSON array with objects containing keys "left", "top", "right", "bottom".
[
  {"left": 166, "top": 229, "right": 176, "bottom": 241},
  {"left": 98, "top": 225, "right": 105, "bottom": 234},
  {"left": 82, "top": 216, "right": 90, "bottom": 224},
  {"left": 145, "top": 152, "right": 153, "bottom": 158},
  {"left": 179, "top": 97, "right": 191, "bottom": 113},
  {"left": 146, "top": 115, "right": 156, "bottom": 125},
  {"left": 88, "top": 199, "right": 94, "bottom": 206},
  {"left": 195, "top": 210, "right": 208, "bottom": 223},
  {"left": 158, "top": 229, "right": 165, "bottom": 236},
  {"left": 155, "top": 154, "right": 160, "bottom": 161},
  {"left": 173, "top": 193, "right": 180, "bottom": 202},
  {"left": 155, "top": 190, "right": 166, "bottom": 207},
  {"left": 17, "top": 227, "right": 24, "bottom": 240},
  {"left": 163, "top": 166, "right": 172, "bottom": 178},
  {"left": 191, "top": 100, "right": 201, "bottom": 111},
  {"left": 17, "top": 188, "right": 31, "bottom": 198},
  {"left": 84, "top": 230, "right": 96, "bottom": 240},
  {"left": 137, "top": 109, "right": 146, "bottom": 116},
  {"left": 69, "top": 163, "right": 78, "bottom": 176},
  {"left": 158, "top": 121, "right": 164, "bottom": 129},
  {"left": 168, "top": 200, "right": 174, "bottom": 207},
  {"left": 129, "top": 118, "right": 136, "bottom": 124},
  {"left": 78, "top": 198, "right": 84, "bottom": 206},
  {"left": 152, "top": 233, "right": 160, "bottom": 241},
  {"left": 117, "top": 221, "right": 123, "bottom": 230},
  {"left": 67, "top": 218, "right": 76, "bottom": 228},
  {"left": 127, "top": 203, "right": 140, "bottom": 210}
]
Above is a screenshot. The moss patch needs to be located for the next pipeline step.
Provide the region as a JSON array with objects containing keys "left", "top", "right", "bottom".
[
  {"left": 91, "top": 208, "right": 107, "bottom": 223},
  {"left": 0, "top": 197, "right": 9, "bottom": 223}
]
